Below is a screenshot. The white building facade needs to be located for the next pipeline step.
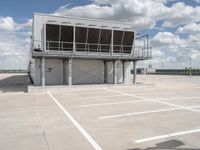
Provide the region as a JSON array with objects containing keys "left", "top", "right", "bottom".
[{"left": 30, "top": 13, "right": 151, "bottom": 86}]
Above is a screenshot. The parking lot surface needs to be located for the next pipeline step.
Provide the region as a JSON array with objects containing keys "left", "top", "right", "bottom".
[{"left": 1, "top": 74, "right": 200, "bottom": 150}]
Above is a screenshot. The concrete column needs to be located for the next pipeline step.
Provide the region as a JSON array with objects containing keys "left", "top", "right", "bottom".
[
  {"left": 104, "top": 60, "right": 107, "bottom": 83},
  {"left": 113, "top": 60, "right": 117, "bottom": 84},
  {"left": 41, "top": 57, "right": 45, "bottom": 87},
  {"left": 133, "top": 61, "right": 137, "bottom": 84},
  {"left": 68, "top": 58, "right": 72, "bottom": 86},
  {"left": 123, "top": 61, "right": 131, "bottom": 84},
  {"left": 122, "top": 60, "right": 125, "bottom": 83},
  {"left": 63, "top": 59, "right": 67, "bottom": 85}
]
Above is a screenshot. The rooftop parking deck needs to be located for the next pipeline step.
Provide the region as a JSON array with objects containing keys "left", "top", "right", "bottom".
[{"left": 1, "top": 74, "right": 200, "bottom": 149}]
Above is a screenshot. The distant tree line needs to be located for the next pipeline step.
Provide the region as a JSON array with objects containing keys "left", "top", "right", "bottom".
[
  {"left": 0, "top": 70, "right": 27, "bottom": 73},
  {"left": 152, "top": 68, "right": 200, "bottom": 76}
]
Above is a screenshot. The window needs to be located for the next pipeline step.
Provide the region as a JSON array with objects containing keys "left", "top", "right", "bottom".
[
  {"left": 75, "top": 27, "right": 87, "bottom": 51},
  {"left": 46, "top": 24, "right": 59, "bottom": 50},
  {"left": 60, "top": 25, "right": 73, "bottom": 51},
  {"left": 87, "top": 28, "right": 100, "bottom": 52},
  {"left": 113, "top": 30, "right": 123, "bottom": 53},
  {"left": 100, "top": 29, "right": 111, "bottom": 53},
  {"left": 122, "top": 31, "right": 134, "bottom": 53}
]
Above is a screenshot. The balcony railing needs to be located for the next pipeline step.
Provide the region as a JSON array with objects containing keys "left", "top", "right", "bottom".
[{"left": 32, "top": 40, "right": 152, "bottom": 60}]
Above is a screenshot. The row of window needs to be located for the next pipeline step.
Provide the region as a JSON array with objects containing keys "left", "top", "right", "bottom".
[{"left": 46, "top": 24, "right": 134, "bottom": 53}]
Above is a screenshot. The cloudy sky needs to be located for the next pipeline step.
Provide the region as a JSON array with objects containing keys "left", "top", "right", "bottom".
[{"left": 0, "top": 0, "right": 200, "bottom": 69}]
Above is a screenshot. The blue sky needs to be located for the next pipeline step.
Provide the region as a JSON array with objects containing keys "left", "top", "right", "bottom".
[
  {"left": 0, "top": 0, "right": 200, "bottom": 69},
  {"left": 0, "top": 0, "right": 90, "bottom": 19}
]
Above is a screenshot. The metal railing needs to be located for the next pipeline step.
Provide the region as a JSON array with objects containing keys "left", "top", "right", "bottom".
[
  {"left": 32, "top": 40, "right": 152, "bottom": 59},
  {"left": 134, "top": 47, "right": 152, "bottom": 59}
]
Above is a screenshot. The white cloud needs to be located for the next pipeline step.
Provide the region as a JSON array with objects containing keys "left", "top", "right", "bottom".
[
  {"left": 163, "top": 2, "right": 200, "bottom": 27},
  {"left": 152, "top": 32, "right": 185, "bottom": 48},
  {"left": 177, "top": 23, "right": 200, "bottom": 34},
  {"left": 16, "top": 19, "right": 32, "bottom": 30},
  {"left": 0, "top": 16, "right": 32, "bottom": 32},
  {"left": 162, "top": 21, "right": 173, "bottom": 28},
  {"left": 53, "top": 0, "right": 168, "bottom": 29},
  {"left": 0, "top": 18, "right": 31, "bottom": 69},
  {"left": 152, "top": 48, "right": 165, "bottom": 57},
  {"left": 0, "top": 17, "right": 15, "bottom": 31},
  {"left": 54, "top": 0, "right": 200, "bottom": 30}
]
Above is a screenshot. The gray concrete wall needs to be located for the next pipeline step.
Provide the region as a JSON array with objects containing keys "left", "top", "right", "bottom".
[
  {"left": 72, "top": 60, "right": 104, "bottom": 84},
  {"left": 31, "top": 58, "right": 132, "bottom": 86},
  {"left": 45, "top": 59, "right": 63, "bottom": 85}
]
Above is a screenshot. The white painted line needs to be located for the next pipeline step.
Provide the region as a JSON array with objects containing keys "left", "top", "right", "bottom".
[
  {"left": 103, "top": 88, "right": 200, "bottom": 113},
  {"left": 79, "top": 95, "right": 122, "bottom": 100},
  {"left": 99, "top": 105, "right": 200, "bottom": 119},
  {"left": 47, "top": 91, "right": 103, "bottom": 150},
  {"left": 135, "top": 128, "right": 200, "bottom": 143},
  {"left": 64, "top": 90, "right": 111, "bottom": 95},
  {"left": 136, "top": 92, "right": 176, "bottom": 96},
  {"left": 155, "top": 96, "right": 200, "bottom": 101},
  {"left": 79, "top": 99, "right": 149, "bottom": 108}
]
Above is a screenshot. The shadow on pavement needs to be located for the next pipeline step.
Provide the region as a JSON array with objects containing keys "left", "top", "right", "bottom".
[
  {"left": 0, "top": 74, "right": 28, "bottom": 93},
  {"left": 129, "top": 139, "right": 199, "bottom": 150}
]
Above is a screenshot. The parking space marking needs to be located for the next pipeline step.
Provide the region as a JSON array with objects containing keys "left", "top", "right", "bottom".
[
  {"left": 99, "top": 105, "right": 200, "bottom": 119},
  {"left": 64, "top": 90, "right": 112, "bottom": 95},
  {"left": 79, "top": 95, "right": 122, "bottom": 100},
  {"left": 104, "top": 88, "right": 200, "bottom": 113},
  {"left": 47, "top": 91, "right": 103, "bottom": 150},
  {"left": 135, "top": 92, "right": 177, "bottom": 96},
  {"left": 79, "top": 99, "right": 149, "bottom": 108},
  {"left": 155, "top": 96, "right": 200, "bottom": 100},
  {"left": 134, "top": 128, "right": 200, "bottom": 143}
]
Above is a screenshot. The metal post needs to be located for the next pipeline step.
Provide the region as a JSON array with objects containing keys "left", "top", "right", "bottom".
[
  {"left": 43, "top": 24, "right": 46, "bottom": 51},
  {"left": 113, "top": 60, "right": 117, "bottom": 84},
  {"left": 59, "top": 25, "right": 61, "bottom": 51},
  {"left": 85, "top": 28, "right": 89, "bottom": 52},
  {"left": 111, "top": 30, "right": 114, "bottom": 55},
  {"left": 133, "top": 61, "right": 137, "bottom": 84},
  {"left": 189, "top": 57, "right": 192, "bottom": 77},
  {"left": 68, "top": 58, "right": 72, "bottom": 86},
  {"left": 122, "top": 60, "right": 125, "bottom": 83},
  {"left": 41, "top": 57, "right": 45, "bottom": 87},
  {"left": 73, "top": 26, "right": 76, "bottom": 53},
  {"left": 120, "top": 31, "right": 125, "bottom": 53},
  {"left": 104, "top": 60, "right": 107, "bottom": 83}
]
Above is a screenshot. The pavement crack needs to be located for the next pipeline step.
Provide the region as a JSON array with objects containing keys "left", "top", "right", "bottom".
[{"left": 33, "top": 95, "right": 50, "bottom": 150}]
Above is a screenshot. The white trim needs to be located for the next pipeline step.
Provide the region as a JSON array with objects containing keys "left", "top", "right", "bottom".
[{"left": 47, "top": 91, "right": 103, "bottom": 150}]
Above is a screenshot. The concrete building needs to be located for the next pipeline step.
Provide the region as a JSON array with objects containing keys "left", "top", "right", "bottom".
[{"left": 30, "top": 13, "right": 151, "bottom": 86}]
